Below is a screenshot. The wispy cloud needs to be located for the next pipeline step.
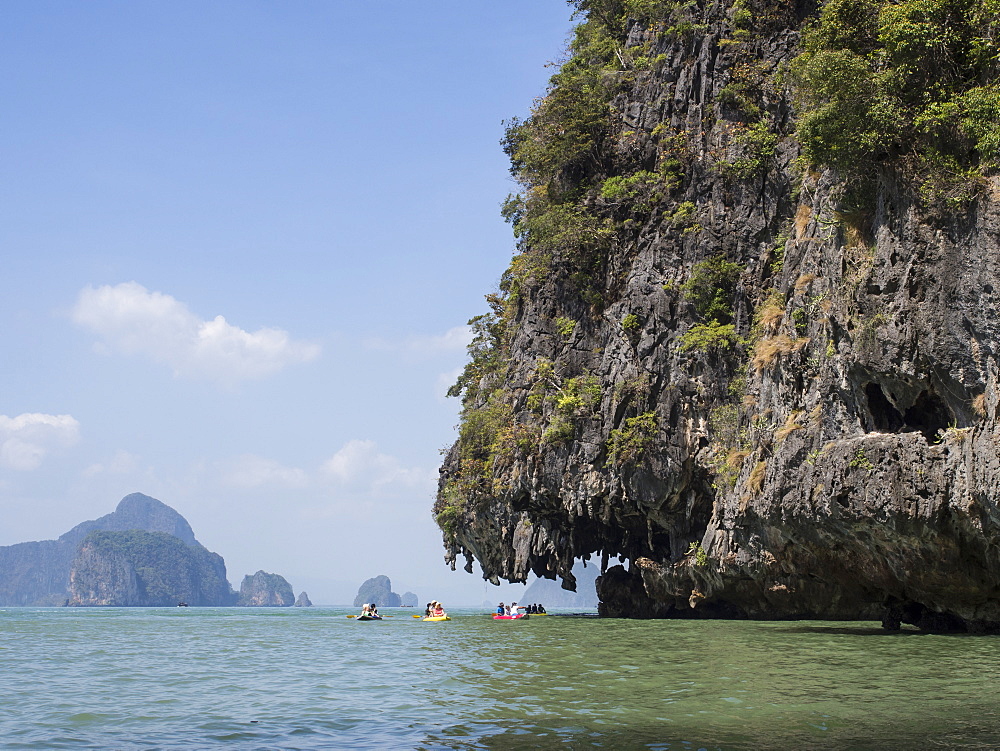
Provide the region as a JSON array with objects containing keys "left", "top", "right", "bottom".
[
  {"left": 321, "top": 439, "right": 433, "bottom": 495},
  {"left": 364, "top": 325, "right": 472, "bottom": 356},
  {"left": 82, "top": 449, "right": 143, "bottom": 478},
  {"left": 218, "top": 454, "right": 309, "bottom": 489},
  {"left": 72, "top": 282, "right": 320, "bottom": 385},
  {"left": 205, "top": 440, "right": 430, "bottom": 505},
  {"left": 0, "top": 413, "right": 80, "bottom": 471}
]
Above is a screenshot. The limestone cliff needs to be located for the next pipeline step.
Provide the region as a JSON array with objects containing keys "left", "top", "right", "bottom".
[
  {"left": 0, "top": 540, "right": 77, "bottom": 606},
  {"left": 68, "top": 530, "right": 235, "bottom": 607},
  {"left": 437, "top": 0, "right": 1000, "bottom": 631}
]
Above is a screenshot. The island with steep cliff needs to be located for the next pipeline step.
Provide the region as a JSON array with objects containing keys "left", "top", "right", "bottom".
[
  {"left": 0, "top": 493, "right": 296, "bottom": 607},
  {"left": 238, "top": 570, "right": 295, "bottom": 607},
  {"left": 353, "top": 575, "right": 405, "bottom": 607},
  {"left": 437, "top": 0, "right": 1000, "bottom": 632}
]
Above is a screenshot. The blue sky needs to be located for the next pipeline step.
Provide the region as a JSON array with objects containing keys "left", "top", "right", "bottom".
[{"left": 1, "top": 1, "right": 577, "bottom": 605}]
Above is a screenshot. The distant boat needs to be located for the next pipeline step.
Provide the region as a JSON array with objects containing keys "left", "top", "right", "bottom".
[{"left": 176, "top": 602, "right": 189, "bottom": 607}]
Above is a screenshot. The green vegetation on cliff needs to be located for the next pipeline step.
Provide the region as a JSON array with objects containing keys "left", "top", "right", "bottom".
[
  {"left": 438, "top": 0, "right": 688, "bottom": 537},
  {"left": 791, "top": 0, "right": 1000, "bottom": 204}
]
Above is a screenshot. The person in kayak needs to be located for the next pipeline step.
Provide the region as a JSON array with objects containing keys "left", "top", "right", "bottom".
[
  {"left": 424, "top": 602, "right": 433, "bottom": 617},
  {"left": 497, "top": 602, "right": 506, "bottom": 616},
  {"left": 370, "top": 603, "right": 380, "bottom": 618},
  {"left": 359, "top": 603, "right": 371, "bottom": 617},
  {"left": 431, "top": 601, "right": 447, "bottom": 618}
]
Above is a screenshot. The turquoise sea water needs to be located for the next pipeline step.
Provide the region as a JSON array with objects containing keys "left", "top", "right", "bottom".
[{"left": 3, "top": 607, "right": 1000, "bottom": 749}]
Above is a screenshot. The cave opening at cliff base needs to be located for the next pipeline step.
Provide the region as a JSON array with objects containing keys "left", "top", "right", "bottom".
[{"left": 864, "top": 383, "right": 952, "bottom": 442}]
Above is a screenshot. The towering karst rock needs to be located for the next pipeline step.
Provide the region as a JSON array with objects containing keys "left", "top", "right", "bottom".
[
  {"left": 67, "top": 529, "right": 234, "bottom": 607},
  {"left": 437, "top": 0, "right": 1000, "bottom": 631},
  {"left": 60, "top": 492, "right": 199, "bottom": 547},
  {"left": 0, "top": 493, "right": 233, "bottom": 606}
]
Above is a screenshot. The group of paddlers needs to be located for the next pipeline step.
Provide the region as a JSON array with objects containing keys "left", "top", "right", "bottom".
[
  {"left": 424, "top": 600, "right": 447, "bottom": 618},
  {"left": 496, "top": 602, "right": 546, "bottom": 616}
]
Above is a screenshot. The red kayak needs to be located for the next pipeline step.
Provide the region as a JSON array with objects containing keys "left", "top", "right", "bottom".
[{"left": 493, "top": 614, "right": 529, "bottom": 620}]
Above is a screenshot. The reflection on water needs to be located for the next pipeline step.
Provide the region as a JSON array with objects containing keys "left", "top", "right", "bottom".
[{"left": 1, "top": 608, "right": 999, "bottom": 749}]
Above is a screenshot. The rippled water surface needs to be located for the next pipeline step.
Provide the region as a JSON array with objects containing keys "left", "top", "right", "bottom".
[{"left": 3, "top": 607, "right": 1000, "bottom": 749}]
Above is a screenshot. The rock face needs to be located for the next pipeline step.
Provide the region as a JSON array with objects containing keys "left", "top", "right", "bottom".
[
  {"left": 0, "top": 540, "right": 78, "bottom": 606},
  {"left": 0, "top": 493, "right": 234, "bottom": 606},
  {"left": 436, "top": 2, "right": 1000, "bottom": 631},
  {"left": 294, "top": 591, "right": 313, "bottom": 607},
  {"left": 60, "top": 493, "right": 199, "bottom": 547},
  {"left": 67, "top": 530, "right": 235, "bottom": 607},
  {"left": 353, "top": 575, "right": 402, "bottom": 607},
  {"left": 238, "top": 571, "right": 295, "bottom": 607}
]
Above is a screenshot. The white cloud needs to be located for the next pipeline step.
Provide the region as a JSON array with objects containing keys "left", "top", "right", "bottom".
[
  {"left": 82, "top": 449, "right": 141, "bottom": 478},
  {"left": 219, "top": 454, "right": 308, "bottom": 489},
  {"left": 72, "top": 282, "right": 320, "bottom": 385},
  {"left": 417, "top": 325, "right": 473, "bottom": 352},
  {"left": 321, "top": 439, "right": 433, "bottom": 495},
  {"left": 0, "top": 413, "right": 80, "bottom": 471},
  {"left": 364, "top": 325, "right": 472, "bottom": 356}
]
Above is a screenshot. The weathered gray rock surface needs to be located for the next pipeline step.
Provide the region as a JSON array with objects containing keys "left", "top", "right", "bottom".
[
  {"left": 61, "top": 492, "right": 199, "bottom": 547},
  {"left": 67, "top": 530, "right": 234, "bottom": 607},
  {"left": 437, "top": 3, "right": 1000, "bottom": 632},
  {"left": 0, "top": 540, "right": 78, "bottom": 606},
  {"left": 294, "top": 591, "right": 313, "bottom": 607}
]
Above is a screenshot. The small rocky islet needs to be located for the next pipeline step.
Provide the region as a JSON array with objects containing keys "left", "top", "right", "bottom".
[{"left": 352, "top": 575, "right": 417, "bottom": 608}]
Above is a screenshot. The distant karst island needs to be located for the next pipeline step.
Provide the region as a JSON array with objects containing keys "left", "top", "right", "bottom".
[
  {"left": 353, "top": 575, "right": 415, "bottom": 607},
  {"left": 0, "top": 492, "right": 294, "bottom": 607}
]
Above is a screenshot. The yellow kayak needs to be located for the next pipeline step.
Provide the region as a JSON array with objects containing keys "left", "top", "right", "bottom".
[{"left": 422, "top": 615, "right": 451, "bottom": 621}]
